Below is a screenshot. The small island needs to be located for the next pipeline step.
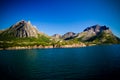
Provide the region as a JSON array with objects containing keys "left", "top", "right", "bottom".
[{"left": 0, "top": 20, "right": 120, "bottom": 50}]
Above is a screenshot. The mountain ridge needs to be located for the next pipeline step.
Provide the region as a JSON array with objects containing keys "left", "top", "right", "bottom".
[
  {"left": 52, "top": 25, "right": 120, "bottom": 45},
  {"left": 0, "top": 20, "right": 120, "bottom": 49}
]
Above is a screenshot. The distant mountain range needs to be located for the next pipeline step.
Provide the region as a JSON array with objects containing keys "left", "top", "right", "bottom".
[
  {"left": 52, "top": 25, "right": 120, "bottom": 44},
  {"left": 0, "top": 20, "right": 120, "bottom": 49}
]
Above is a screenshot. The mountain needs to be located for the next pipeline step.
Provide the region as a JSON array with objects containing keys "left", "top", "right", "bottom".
[
  {"left": 62, "top": 32, "right": 77, "bottom": 40},
  {"left": 52, "top": 25, "right": 120, "bottom": 44},
  {"left": 0, "top": 20, "right": 52, "bottom": 49},
  {"left": 76, "top": 25, "right": 120, "bottom": 44},
  {"left": 52, "top": 34, "right": 62, "bottom": 39},
  {"left": 76, "top": 25, "right": 109, "bottom": 41},
  {"left": 0, "top": 20, "right": 39, "bottom": 38},
  {"left": 0, "top": 20, "right": 120, "bottom": 49}
]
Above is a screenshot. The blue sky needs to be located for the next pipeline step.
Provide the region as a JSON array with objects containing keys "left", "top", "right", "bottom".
[{"left": 0, "top": 0, "right": 120, "bottom": 37}]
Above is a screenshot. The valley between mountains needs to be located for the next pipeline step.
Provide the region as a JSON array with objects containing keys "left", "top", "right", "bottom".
[{"left": 0, "top": 20, "right": 120, "bottom": 50}]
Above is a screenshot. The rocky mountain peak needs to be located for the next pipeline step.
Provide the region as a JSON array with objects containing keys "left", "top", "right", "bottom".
[
  {"left": 62, "top": 32, "right": 76, "bottom": 40},
  {"left": 77, "top": 25, "right": 113, "bottom": 41},
  {"left": 83, "top": 25, "right": 109, "bottom": 33},
  {"left": 2, "top": 20, "right": 39, "bottom": 38},
  {"left": 52, "top": 34, "right": 62, "bottom": 39}
]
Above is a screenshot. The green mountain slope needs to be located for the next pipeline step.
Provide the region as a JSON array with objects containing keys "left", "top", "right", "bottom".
[
  {"left": 0, "top": 20, "right": 52, "bottom": 48},
  {"left": 62, "top": 25, "right": 120, "bottom": 44},
  {"left": 90, "top": 31, "right": 120, "bottom": 44},
  {"left": 0, "top": 21, "right": 120, "bottom": 49}
]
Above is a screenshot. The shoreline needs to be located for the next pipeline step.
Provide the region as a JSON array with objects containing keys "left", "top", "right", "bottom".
[
  {"left": 0, "top": 44, "right": 119, "bottom": 50},
  {"left": 0, "top": 43, "right": 87, "bottom": 50}
]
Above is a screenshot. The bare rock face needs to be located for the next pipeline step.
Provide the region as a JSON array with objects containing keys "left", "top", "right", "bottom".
[
  {"left": 83, "top": 25, "right": 109, "bottom": 34},
  {"left": 77, "top": 25, "right": 112, "bottom": 41},
  {"left": 62, "top": 32, "right": 77, "bottom": 40},
  {"left": 52, "top": 34, "right": 62, "bottom": 39},
  {"left": 2, "top": 20, "right": 39, "bottom": 38}
]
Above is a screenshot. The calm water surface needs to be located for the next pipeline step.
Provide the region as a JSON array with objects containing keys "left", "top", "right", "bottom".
[{"left": 0, "top": 45, "right": 120, "bottom": 80}]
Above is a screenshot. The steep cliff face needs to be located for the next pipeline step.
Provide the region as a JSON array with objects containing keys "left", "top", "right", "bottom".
[{"left": 1, "top": 20, "right": 39, "bottom": 38}]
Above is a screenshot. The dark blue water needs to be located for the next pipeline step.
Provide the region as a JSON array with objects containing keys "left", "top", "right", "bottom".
[{"left": 0, "top": 45, "right": 120, "bottom": 80}]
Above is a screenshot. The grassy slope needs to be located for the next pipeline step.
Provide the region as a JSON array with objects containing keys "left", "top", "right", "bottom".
[
  {"left": 0, "top": 31, "right": 120, "bottom": 48},
  {"left": 88, "top": 32, "right": 120, "bottom": 44},
  {"left": 68, "top": 31, "right": 120, "bottom": 45},
  {"left": 0, "top": 34, "right": 52, "bottom": 48}
]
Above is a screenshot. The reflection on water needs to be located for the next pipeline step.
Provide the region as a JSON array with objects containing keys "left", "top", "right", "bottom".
[{"left": 0, "top": 45, "right": 120, "bottom": 80}]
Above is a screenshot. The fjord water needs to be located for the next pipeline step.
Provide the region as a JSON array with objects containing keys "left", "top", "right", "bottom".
[{"left": 0, "top": 45, "right": 120, "bottom": 80}]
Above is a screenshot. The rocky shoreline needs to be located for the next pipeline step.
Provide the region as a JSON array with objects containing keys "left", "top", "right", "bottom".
[{"left": 0, "top": 43, "right": 87, "bottom": 50}]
